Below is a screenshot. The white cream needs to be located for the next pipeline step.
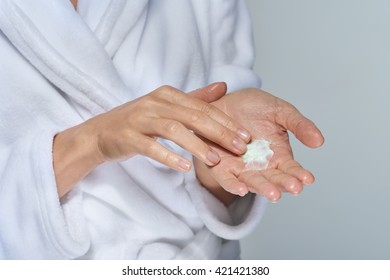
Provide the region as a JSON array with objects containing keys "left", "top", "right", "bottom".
[{"left": 242, "top": 139, "right": 274, "bottom": 171}]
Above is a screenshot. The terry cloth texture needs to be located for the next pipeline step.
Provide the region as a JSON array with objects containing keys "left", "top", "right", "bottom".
[{"left": 0, "top": 0, "right": 266, "bottom": 259}]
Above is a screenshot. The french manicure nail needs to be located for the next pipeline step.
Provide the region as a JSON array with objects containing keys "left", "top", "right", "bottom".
[
  {"left": 237, "top": 128, "right": 250, "bottom": 141},
  {"left": 207, "top": 150, "right": 220, "bottom": 165},
  {"left": 268, "top": 191, "right": 280, "bottom": 203},
  {"left": 208, "top": 82, "right": 221, "bottom": 91},
  {"left": 178, "top": 159, "right": 191, "bottom": 171},
  {"left": 238, "top": 186, "right": 248, "bottom": 197},
  {"left": 233, "top": 138, "right": 247, "bottom": 152}
]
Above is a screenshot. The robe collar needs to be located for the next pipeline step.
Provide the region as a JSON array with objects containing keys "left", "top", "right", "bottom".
[{"left": 0, "top": 0, "right": 149, "bottom": 114}]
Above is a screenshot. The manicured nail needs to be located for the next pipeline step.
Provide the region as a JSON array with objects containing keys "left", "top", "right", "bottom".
[
  {"left": 302, "top": 173, "right": 314, "bottom": 185},
  {"left": 208, "top": 82, "right": 221, "bottom": 91},
  {"left": 233, "top": 138, "right": 247, "bottom": 152},
  {"left": 268, "top": 191, "right": 280, "bottom": 203},
  {"left": 207, "top": 150, "right": 221, "bottom": 165},
  {"left": 237, "top": 128, "right": 250, "bottom": 141},
  {"left": 238, "top": 185, "right": 248, "bottom": 197},
  {"left": 178, "top": 159, "right": 191, "bottom": 171}
]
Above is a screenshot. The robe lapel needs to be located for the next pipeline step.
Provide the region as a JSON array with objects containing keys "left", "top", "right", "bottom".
[
  {"left": 0, "top": 0, "right": 148, "bottom": 115},
  {"left": 79, "top": 0, "right": 150, "bottom": 58}
]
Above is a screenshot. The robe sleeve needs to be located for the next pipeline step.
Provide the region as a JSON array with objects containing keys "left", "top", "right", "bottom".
[
  {"left": 207, "top": 0, "right": 262, "bottom": 91},
  {"left": 0, "top": 129, "right": 90, "bottom": 259},
  {"left": 185, "top": 0, "right": 267, "bottom": 240},
  {"left": 184, "top": 169, "right": 267, "bottom": 240}
]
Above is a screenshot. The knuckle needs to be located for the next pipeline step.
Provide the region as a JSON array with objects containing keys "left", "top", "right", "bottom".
[
  {"left": 286, "top": 164, "right": 301, "bottom": 174},
  {"left": 188, "top": 110, "right": 202, "bottom": 123},
  {"left": 138, "top": 93, "right": 168, "bottom": 115},
  {"left": 223, "top": 118, "right": 234, "bottom": 130},
  {"left": 159, "top": 148, "right": 171, "bottom": 164},
  {"left": 138, "top": 93, "right": 158, "bottom": 109},
  {"left": 143, "top": 141, "right": 159, "bottom": 157},
  {"left": 218, "top": 127, "right": 229, "bottom": 140},
  {"left": 164, "top": 120, "right": 183, "bottom": 135},
  {"left": 200, "top": 103, "right": 213, "bottom": 115},
  {"left": 158, "top": 85, "right": 175, "bottom": 92},
  {"left": 144, "top": 143, "right": 176, "bottom": 168},
  {"left": 156, "top": 85, "right": 177, "bottom": 97},
  {"left": 153, "top": 85, "right": 184, "bottom": 104},
  {"left": 138, "top": 95, "right": 153, "bottom": 108}
]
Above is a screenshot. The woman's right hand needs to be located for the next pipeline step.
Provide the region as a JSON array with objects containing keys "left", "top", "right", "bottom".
[{"left": 53, "top": 83, "right": 251, "bottom": 197}]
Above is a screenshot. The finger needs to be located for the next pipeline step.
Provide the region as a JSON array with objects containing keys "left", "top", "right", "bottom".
[
  {"left": 157, "top": 104, "right": 248, "bottom": 155},
  {"left": 134, "top": 135, "right": 193, "bottom": 172},
  {"left": 278, "top": 159, "right": 315, "bottom": 185},
  {"left": 260, "top": 169, "right": 304, "bottom": 195},
  {"left": 239, "top": 171, "right": 282, "bottom": 202},
  {"left": 189, "top": 82, "right": 227, "bottom": 103},
  {"left": 212, "top": 168, "right": 248, "bottom": 197},
  {"left": 146, "top": 118, "right": 221, "bottom": 166},
  {"left": 275, "top": 99, "right": 325, "bottom": 148},
  {"left": 154, "top": 85, "right": 251, "bottom": 142}
]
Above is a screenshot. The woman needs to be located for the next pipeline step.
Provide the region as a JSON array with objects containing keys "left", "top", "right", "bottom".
[{"left": 0, "top": 0, "right": 323, "bottom": 259}]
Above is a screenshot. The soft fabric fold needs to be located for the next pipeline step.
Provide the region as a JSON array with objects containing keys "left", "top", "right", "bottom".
[
  {"left": 0, "top": 130, "right": 90, "bottom": 259},
  {"left": 0, "top": 0, "right": 266, "bottom": 259}
]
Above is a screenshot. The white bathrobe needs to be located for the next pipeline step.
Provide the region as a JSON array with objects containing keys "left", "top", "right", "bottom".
[{"left": 0, "top": 0, "right": 266, "bottom": 259}]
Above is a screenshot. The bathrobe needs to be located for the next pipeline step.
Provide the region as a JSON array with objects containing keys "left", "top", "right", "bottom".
[{"left": 0, "top": 0, "right": 266, "bottom": 259}]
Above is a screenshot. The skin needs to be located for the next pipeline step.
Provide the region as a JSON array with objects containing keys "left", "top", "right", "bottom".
[
  {"left": 53, "top": 83, "right": 251, "bottom": 198},
  {"left": 70, "top": 0, "right": 77, "bottom": 10},
  {"left": 60, "top": 0, "right": 324, "bottom": 205},
  {"left": 194, "top": 88, "right": 324, "bottom": 205}
]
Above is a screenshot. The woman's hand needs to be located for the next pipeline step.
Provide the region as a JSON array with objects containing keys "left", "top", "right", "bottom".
[
  {"left": 194, "top": 88, "right": 324, "bottom": 205},
  {"left": 53, "top": 83, "right": 251, "bottom": 197}
]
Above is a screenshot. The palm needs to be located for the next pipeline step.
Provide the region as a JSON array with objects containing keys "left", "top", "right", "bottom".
[{"left": 206, "top": 88, "right": 324, "bottom": 201}]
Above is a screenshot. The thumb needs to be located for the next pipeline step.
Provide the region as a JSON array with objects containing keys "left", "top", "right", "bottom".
[
  {"left": 189, "top": 82, "right": 227, "bottom": 102},
  {"left": 277, "top": 102, "right": 325, "bottom": 148}
]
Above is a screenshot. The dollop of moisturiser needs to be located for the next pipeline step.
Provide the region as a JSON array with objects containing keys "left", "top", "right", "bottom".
[{"left": 242, "top": 139, "right": 274, "bottom": 171}]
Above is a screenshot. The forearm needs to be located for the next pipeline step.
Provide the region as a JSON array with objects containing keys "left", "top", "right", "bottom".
[{"left": 52, "top": 84, "right": 250, "bottom": 199}]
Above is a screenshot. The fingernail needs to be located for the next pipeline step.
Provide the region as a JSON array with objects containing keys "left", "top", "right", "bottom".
[
  {"left": 268, "top": 191, "right": 280, "bottom": 203},
  {"left": 207, "top": 150, "right": 220, "bottom": 165},
  {"left": 238, "top": 185, "right": 248, "bottom": 196},
  {"left": 237, "top": 128, "right": 250, "bottom": 141},
  {"left": 208, "top": 82, "right": 220, "bottom": 91},
  {"left": 233, "top": 138, "right": 247, "bottom": 152},
  {"left": 302, "top": 174, "right": 314, "bottom": 185},
  {"left": 178, "top": 159, "right": 191, "bottom": 171}
]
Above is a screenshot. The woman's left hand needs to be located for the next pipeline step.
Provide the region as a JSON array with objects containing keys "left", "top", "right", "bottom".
[{"left": 194, "top": 88, "right": 324, "bottom": 204}]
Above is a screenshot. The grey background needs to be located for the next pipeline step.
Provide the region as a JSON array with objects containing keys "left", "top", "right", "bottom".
[{"left": 241, "top": 0, "right": 390, "bottom": 259}]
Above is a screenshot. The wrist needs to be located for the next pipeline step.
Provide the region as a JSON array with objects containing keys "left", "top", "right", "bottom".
[{"left": 53, "top": 122, "right": 103, "bottom": 197}]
